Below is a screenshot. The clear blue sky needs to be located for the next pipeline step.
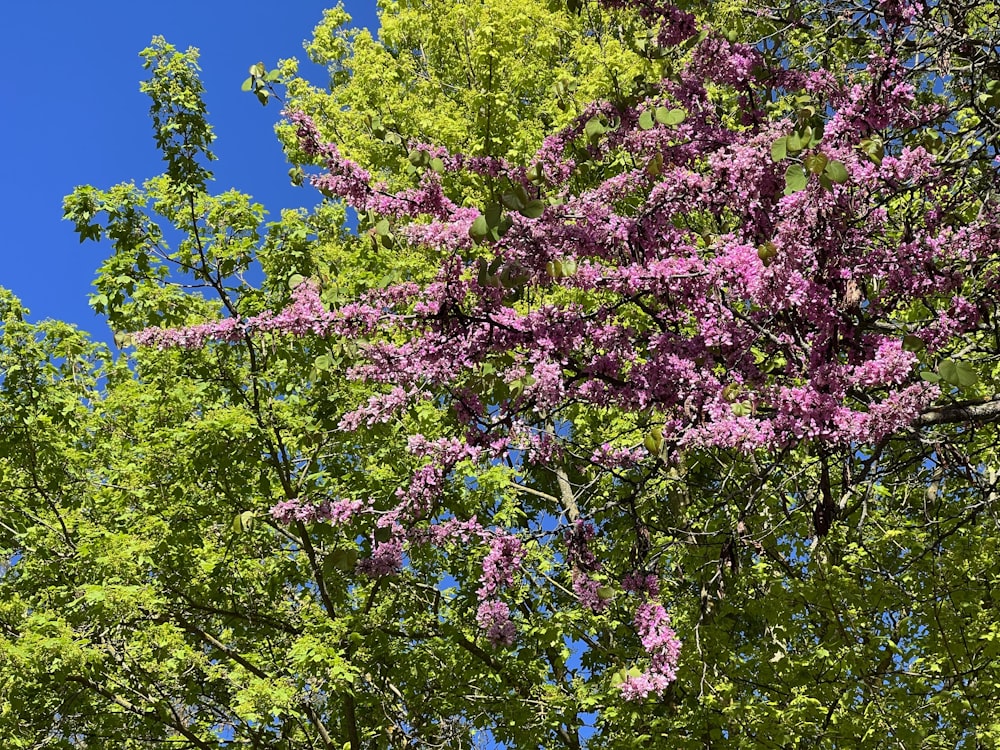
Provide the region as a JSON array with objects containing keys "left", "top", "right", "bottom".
[{"left": 0, "top": 1, "right": 379, "bottom": 342}]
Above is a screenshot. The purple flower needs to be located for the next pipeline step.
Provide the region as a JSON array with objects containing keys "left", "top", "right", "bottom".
[
  {"left": 357, "top": 537, "right": 404, "bottom": 577},
  {"left": 476, "top": 599, "right": 515, "bottom": 647},
  {"left": 619, "top": 601, "right": 681, "bottom": 700}
]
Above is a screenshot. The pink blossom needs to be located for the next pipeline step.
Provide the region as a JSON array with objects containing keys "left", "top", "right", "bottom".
[
  {"left": 477, "top": 534, "right": 524, "bottom": 600},
  {"left": 270, "top": 497, "right": 365, "bottom": 525},
  {"left": 476, "top": 599, "right": 515, "bottom": 647},
  {"left": 619, "top": 601, "right": 681, "bottom": 700},
  {"left": 357, "top": 537, "right": 404, "bottom": 577},
  {"left": 622, "top": 573, "right": 660, "bottom": 598},
  {"left": 572, "top": 571, "right": 609, "bottom": 613}
]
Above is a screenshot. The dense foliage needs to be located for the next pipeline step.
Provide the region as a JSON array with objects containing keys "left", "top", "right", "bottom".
[{"left": 3, "top": 0, "right": 1000, "bottom": 747}]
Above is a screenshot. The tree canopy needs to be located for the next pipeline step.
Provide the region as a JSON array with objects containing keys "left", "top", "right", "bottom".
[{"left": 4, "top": 0, "right": 1000, "bottom": 747}]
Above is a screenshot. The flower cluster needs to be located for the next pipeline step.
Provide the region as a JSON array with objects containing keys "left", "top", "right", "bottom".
[
  {"left": 136, "top": 280, "right": 334, "bottom": 349},
  {"left": 564, "top": 521, "right": 609, "bottom": 612},
  {"left": 476, "top": 599, "right": 516, "bottom": 647},
  {"left": 270, "top": 496, "right": 365, "bottom": 525},
  {"left": 619, "top": 601, "right": 682, "bottom": 701},
  {"left": 474, "top": 533, "right": 524, "bottom": 645},
  {"left": 356, "top": 536, "right": 404, "bottom": 577}
]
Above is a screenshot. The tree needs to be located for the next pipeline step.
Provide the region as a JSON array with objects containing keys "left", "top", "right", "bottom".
[{"left": 4, "top": 0, "right": 1000, "bottom": 748}]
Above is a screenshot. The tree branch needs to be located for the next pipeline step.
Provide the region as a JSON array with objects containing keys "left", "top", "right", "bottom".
[
  {"left": 914, "top": 396, "right": 1000, "bottom": 427},
  {"left": 65, "top": 675, "right": 214, "bottom": 750}
]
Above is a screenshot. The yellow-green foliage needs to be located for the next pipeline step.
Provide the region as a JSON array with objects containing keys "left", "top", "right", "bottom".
[{"left": 278, "top": 0, "right": 662, "bottom": 181}]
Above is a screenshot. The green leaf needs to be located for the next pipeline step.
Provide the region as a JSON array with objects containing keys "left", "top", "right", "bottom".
[
  {"left": 783, "top": 164, "right": 808, "bottom": 194},
  {"left": 241, "top": 77, "right": 254, "bottom": 92},
  {"left": 938, "top": 359, "right": 979, "bottom": 388},
  {"left": 512, "top": 183, "right": 530, "bottom": 206},
  {"left": 667, "top": 108, "right": 687, "bottom": 125},
  {"left": 325, "top": 548, "right": 359, "bottom": 574},
  {"left": 824, "top": 160, "right": 849, "bottom": 183},
  {"left": 638, "top": 109, "right": 655, "bottom": 130},
  {"left": 287, "top": 273, "right": 306, "bottom": 289},
  {"left": 922, "top": 129, "right": 943, "bottom": 153},
  {"left": 656, "top": 107, "right": 686, "bottom": 125},
  {"left": 731, "top": 401, "right": 752, "bottom": 417},
  {"left": 771, "top": 136, "right": 788, "bottom": 162},
  {"left": 519, "top": 199, "right": 546, "bottom": 219},
  {"left": 501, "top": 192, "right": 525, "bottom": 211},
  {"left": 485, "top": 202, "right": 503, "bottom": 229},
  {"left": 469, "top": 215, "right": 489, "bottom": 240},
  {"left": 643, "top": 430, "right": 663, "bottom": 454},
  {"left": 233, "top": 510, "right": 255, "bottom": 534},
  {"left": 584, "top": 117, "right": 605, "bottom": 140},
  {"left": 803, "top": 153, "right": 829, "bottom": 175},
  {"left": 757, "top": 242, "right": 777, "bottom": 265},
  {"left": 476, "top": 259, "right": 491, "bottom": 287},
  {"left": 860, "top": 137, "right": 884, "bottom": 164}
]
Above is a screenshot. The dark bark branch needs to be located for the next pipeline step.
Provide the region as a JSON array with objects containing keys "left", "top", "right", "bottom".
[
  {"left": 170, "top": 613, "right": 335, "bottom": 747},
  {"left": 65, "top": 675, "right": 214, "bottom": 750},
  {"left": 914, "top": 396, "right": 1000, "bottom": 427},
  {"left": 163, "top": 583, "right": 303, "bottom": 635},
  {"left": 299, "top": 703, "right": 334, "bottom": 749},
  {"left": 343, "top": 694, "right": 361, "bottom": 750},
  {"left": 294, "top": 520, "right": 340, "bottom": 621},
  {"left": 171, "top": 614, "right": 269, "bottom": 680}
]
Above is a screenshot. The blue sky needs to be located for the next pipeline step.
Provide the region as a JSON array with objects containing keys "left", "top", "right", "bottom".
[{"left": 0, "top": 1, "right": 378, "bottom": 342}]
